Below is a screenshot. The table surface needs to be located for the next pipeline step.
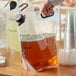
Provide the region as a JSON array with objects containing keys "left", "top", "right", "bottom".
[{"left": 0, "top": 51, "right": 76, "bottom": 76}]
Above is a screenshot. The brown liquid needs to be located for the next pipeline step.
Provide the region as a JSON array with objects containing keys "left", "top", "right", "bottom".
[{"left": 21, "top": 33, "right": 57, "bottom": 71}]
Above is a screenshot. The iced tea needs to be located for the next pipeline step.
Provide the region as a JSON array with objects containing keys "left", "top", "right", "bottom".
[{"left": 21, "top": 33, "right": 57, "bottom": 71}]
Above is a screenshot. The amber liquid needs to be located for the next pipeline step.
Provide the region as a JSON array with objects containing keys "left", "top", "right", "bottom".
[{"left": 21, "top": 33, "right": 57, "bottom": 71}]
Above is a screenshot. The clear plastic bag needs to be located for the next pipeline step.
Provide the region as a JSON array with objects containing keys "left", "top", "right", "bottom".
[
  {"left": 0, "top": 6, "right": 9, "bottom": 66},
  {"left": 18, "top": 0, "right": 58, "bottom": 72}
]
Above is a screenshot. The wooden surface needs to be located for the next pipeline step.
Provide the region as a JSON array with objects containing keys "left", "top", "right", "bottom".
[{"left": 0, "top": 51, "right": 76, "bottom": 76}]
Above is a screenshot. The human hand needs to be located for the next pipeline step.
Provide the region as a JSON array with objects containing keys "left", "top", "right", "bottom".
[{"left": 40, "top": 0, "right": 54, "bottom": 17}]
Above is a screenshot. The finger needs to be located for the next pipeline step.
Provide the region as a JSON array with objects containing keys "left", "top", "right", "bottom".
[
  {"left": 43, "top": 5, "right": 53, "bottom": 16},
  {"left": 40, "top": 0, "right": 54, "bottom": 16},
  {"left": 47, "top": 9, "right": 54, "bottom": 16},
  {"left": 42, "top": 7, "right": 48, "bottom": 16}
]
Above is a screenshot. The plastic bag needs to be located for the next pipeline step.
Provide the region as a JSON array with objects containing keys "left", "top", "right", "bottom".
[
  {"left": 0, "top": 6, "right": 9, "bottom": 66},
  {"left": 18, "top": 0, "right": 58, "bottom": 72}
]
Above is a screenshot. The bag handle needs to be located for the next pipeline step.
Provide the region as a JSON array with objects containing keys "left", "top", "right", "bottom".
[
  {"left": 41, "top": 12, "right": 54, "bottom": 18},
  {"left": 19, "top": 3, "right": 28, "bottom": 11}
]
